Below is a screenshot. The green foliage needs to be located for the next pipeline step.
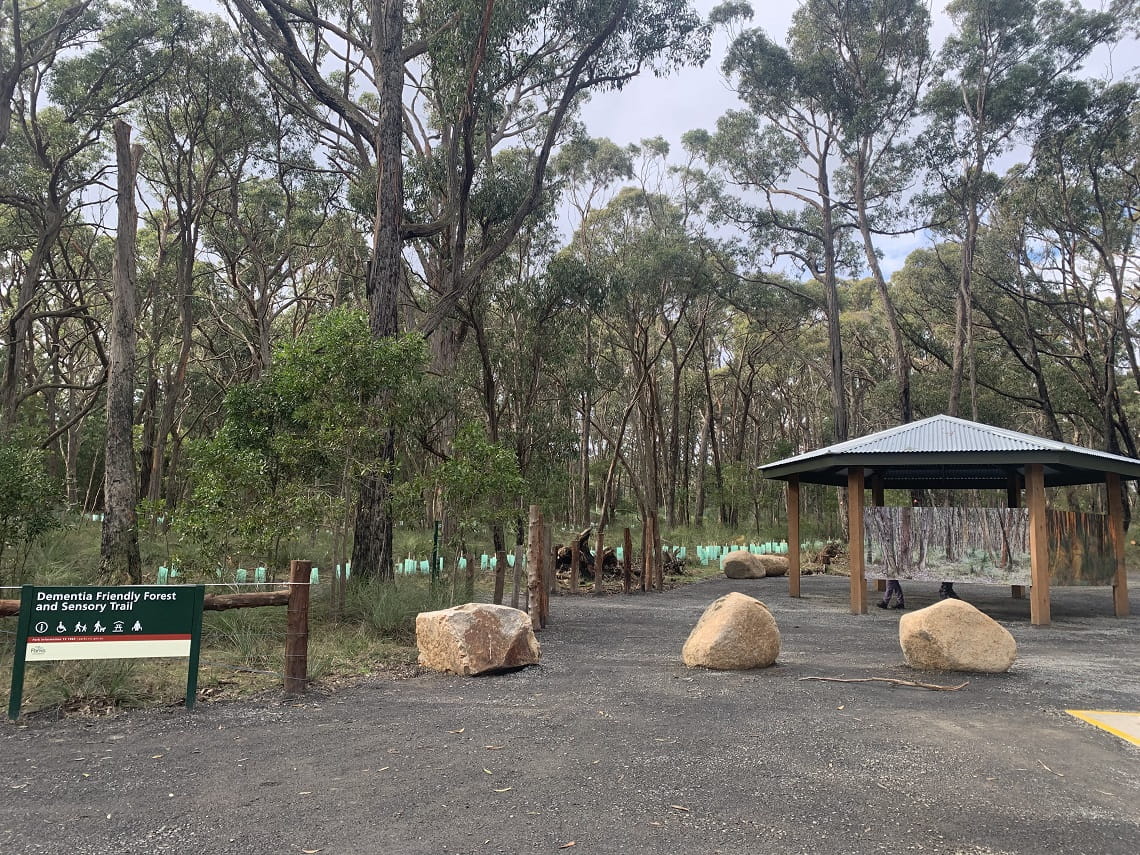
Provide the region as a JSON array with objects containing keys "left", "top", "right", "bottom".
[
  {"left": 0, "top": 443, "right": 60, "bottom": 582},
  {"left": 48, "top": 0, "right": 186, "bottom": 122},
  {"left": 437, "top": 422, "right": 525, "bottom": 541},
  {"left": 177, "top": 309, "right": 428, "bottom": 567}
]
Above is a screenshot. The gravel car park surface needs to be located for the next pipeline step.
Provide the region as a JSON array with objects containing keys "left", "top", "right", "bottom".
[{"left": 2, "top": 573, "right": 1138, "bottom": 855}]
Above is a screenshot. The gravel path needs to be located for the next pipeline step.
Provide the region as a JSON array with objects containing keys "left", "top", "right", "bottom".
[{"left": 2, "top": 574, "right": 1138, "bottom": 855}]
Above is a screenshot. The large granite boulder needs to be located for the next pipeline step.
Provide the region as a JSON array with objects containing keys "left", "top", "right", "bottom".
[
  {"left": 417, "top": 603, "right": 540, "bottom": 676},
  {"left": 898, "top": 599, "right": 1016, "bottom": 673},
  {"left": 682, "top": 592, "right": 780, "bottom": 670},
  {"left": 723, "top": 549, "right": 766, "bottom": 579},
  {"left": 758, "top": 554, "right": 789, "bottom": 577}
]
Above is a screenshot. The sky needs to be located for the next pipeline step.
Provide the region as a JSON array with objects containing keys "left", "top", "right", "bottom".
[
  {"left": 574, "top": 1, "right": 1138, "bottom": 275},
  {"left": 574, "top": 0, "right": 941, "bottom": 274},
  {"left": 578, "top": 0, "right": 796, "bottom": 149}
]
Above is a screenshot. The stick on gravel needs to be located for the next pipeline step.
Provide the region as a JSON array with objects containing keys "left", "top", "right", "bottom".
[{"left": 798, "top": 676, "right": 970, "bottom": 692}]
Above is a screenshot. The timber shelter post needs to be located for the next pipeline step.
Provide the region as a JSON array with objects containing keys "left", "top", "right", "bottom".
[
  {"left": 787, "top": 477, "right": 800, "bottom": 598},
  {"left": 1106, "top": 472, "right": 1130, "bottom": 618},
  {"left": 847, "top": 468, "right": 867, "bottom": 614},
  {"left": 1026, "top": 464, "right": 1050, "bottom": 626}
]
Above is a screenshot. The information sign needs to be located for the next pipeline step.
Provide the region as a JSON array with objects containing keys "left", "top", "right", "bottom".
[{"left": 8, "top": 585, "right": 205, "bottom": 720}]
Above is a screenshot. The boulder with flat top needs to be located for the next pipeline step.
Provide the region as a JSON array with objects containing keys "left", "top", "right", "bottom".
[
  {"left": 416, "top": 603, "right": 540, "bottom": 676},
  {"left": 898, "top": 599, "right": 1016, "bottom": 673},
  {"left": 722, "top": 549, "right": 766, "bottom": 579},
  {"left": 682, "top": 592, "right": 780, "bottom": 670},
  {"left": 758, "top": 554, "right": 789, "bottom": 577}
]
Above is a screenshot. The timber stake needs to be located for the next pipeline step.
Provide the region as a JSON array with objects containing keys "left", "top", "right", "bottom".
[{"left": 284, "top": 559, "right": 312, "bottom": 695}]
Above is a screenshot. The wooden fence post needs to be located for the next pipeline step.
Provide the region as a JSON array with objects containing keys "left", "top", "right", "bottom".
[
  {"left": 640, "top": 525, "right": 649, "bottom": 592},
  {"left": 511, "top": 544, "right": 524, "bottom": 609},
  {"left": 285, "top": 559, "right": 311, "bottom": 696},
  {"left": 593, "top": 529, "right": 604, "bottom": 595},
  {"left": 569, "top": 537, "right": 580, "bottom": 590},
  {"left": 622, "top": 527, "right": 632, "bottom": 594},
  {"left": 527, "top": 505, "right": 543, "bottom": 630}
]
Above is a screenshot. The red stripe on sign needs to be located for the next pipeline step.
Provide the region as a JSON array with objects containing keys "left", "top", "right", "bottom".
[{"left": 27, "top": 634, "right": 192, "bottom": 643}]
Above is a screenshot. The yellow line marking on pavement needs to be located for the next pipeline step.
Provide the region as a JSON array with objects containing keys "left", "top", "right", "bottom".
[{"left": 1066, "top": 710, "right": 1140, "bottom": 747}]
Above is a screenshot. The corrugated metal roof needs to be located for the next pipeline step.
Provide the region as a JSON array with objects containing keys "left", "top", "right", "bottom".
[
  {"left": 760, "top": 414, "right": 1140, "bottom": 485},
  {"left": 829, "top": 416, "right": 1058, "bottom": 455}
]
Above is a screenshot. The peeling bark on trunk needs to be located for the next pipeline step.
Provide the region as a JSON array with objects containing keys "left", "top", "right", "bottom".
[
  {"left": 350, "top": 0, "right": 404, "bottom": 580},
  {"left": 99, "top": 121, "right": 142, "bottom": 585}
]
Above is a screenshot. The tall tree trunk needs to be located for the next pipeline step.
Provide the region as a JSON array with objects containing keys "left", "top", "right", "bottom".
[
  {"left": 853, "top": 157, "right": 911, "bottom": 424},
  {"left": 100, "top": 120, "right": 142, "bottom": 584},
  {"left": 146, "top": 231, "right": 195, "bottom": 508},
  {"left": 1, "top": 206, "right": 62, "bottom": 433},
  {"left": 694, "top": 407, "right": 710, "bottom": 526},
  {"left": 950, "top": 193, "right": 980, "bottom": 419},
  {"left": 491, "top": 521, "right": 508, "bottom": 605},
  {"left": 580, "top": 323, "right": 593, "bottom": 523},
  {"left": 351, "top": 0, "right": 404, "bottom": 580},
  {"left": 819, "top": 183, "right": 847, "bottom": 443}
]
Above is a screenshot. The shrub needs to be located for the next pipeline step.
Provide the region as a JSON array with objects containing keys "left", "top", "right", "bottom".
[{"left": 0, "top": 443, "right": 60, "bottom": 584}]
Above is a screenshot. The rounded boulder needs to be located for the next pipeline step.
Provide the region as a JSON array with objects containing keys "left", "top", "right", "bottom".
[
  {"left": 758, "top": 554, "right": 789, "bottom": 577},
  {"left": 722, "top": 549, "right": 766, "bottom": 579},
  {"left": 417, "top": 602, "right": 540, "bottom": 676},
  {"left": 682, "top": 591, "right": 780, "bottom": 670},
  {"left": 898, "top": 598, "right": 1016, "bottom": 673}
]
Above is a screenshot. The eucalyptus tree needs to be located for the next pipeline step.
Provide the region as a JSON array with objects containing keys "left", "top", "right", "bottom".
[
  {"left": 225, "top": 0, "right": 710, "bottom": 578},
  {"left": 566, "top": 179, "right": 713, "bottom": 576},
  {"left": 790, "top": 0, "right": 930, "bottom": 424},
  {"left": 133, "top": 8, "right": 276, "bottom": 511},
  {"left": 962, "top": 83, "right": 1140, "bottom": 459},
  {"left": 438, "top": 181, "right": 577, "bottom": 601},
  {"left": 203, "top": 170, "right": 345, "bottom": 381},
  {"left": 0, "top": 0, "right": 96, "bottom": 150},
  {"left": 695, "top": 2, "right": 864, "bottom": 444},
  {"left": 32, "top": 226, "right": 108, "bottom": 505},
  {"left": 550, "top": 137, "right": 634, "bottom": 524},
  {"left": 920, "top": 0, "right": 1121, "bottom": 418},
  {"left": 0, "top": 0, "right": 181, "bottom": 435},
  {"left": 100, "top": 119, "right": 142, "bottom": 583},
  {"left": 1025, "top": 80, "right": 1140, "bottom": 453}
]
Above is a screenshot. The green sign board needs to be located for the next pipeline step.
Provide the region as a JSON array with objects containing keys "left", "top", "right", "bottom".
[{"left": 8, "top": 585, "right": 205, "bottom": 720}]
